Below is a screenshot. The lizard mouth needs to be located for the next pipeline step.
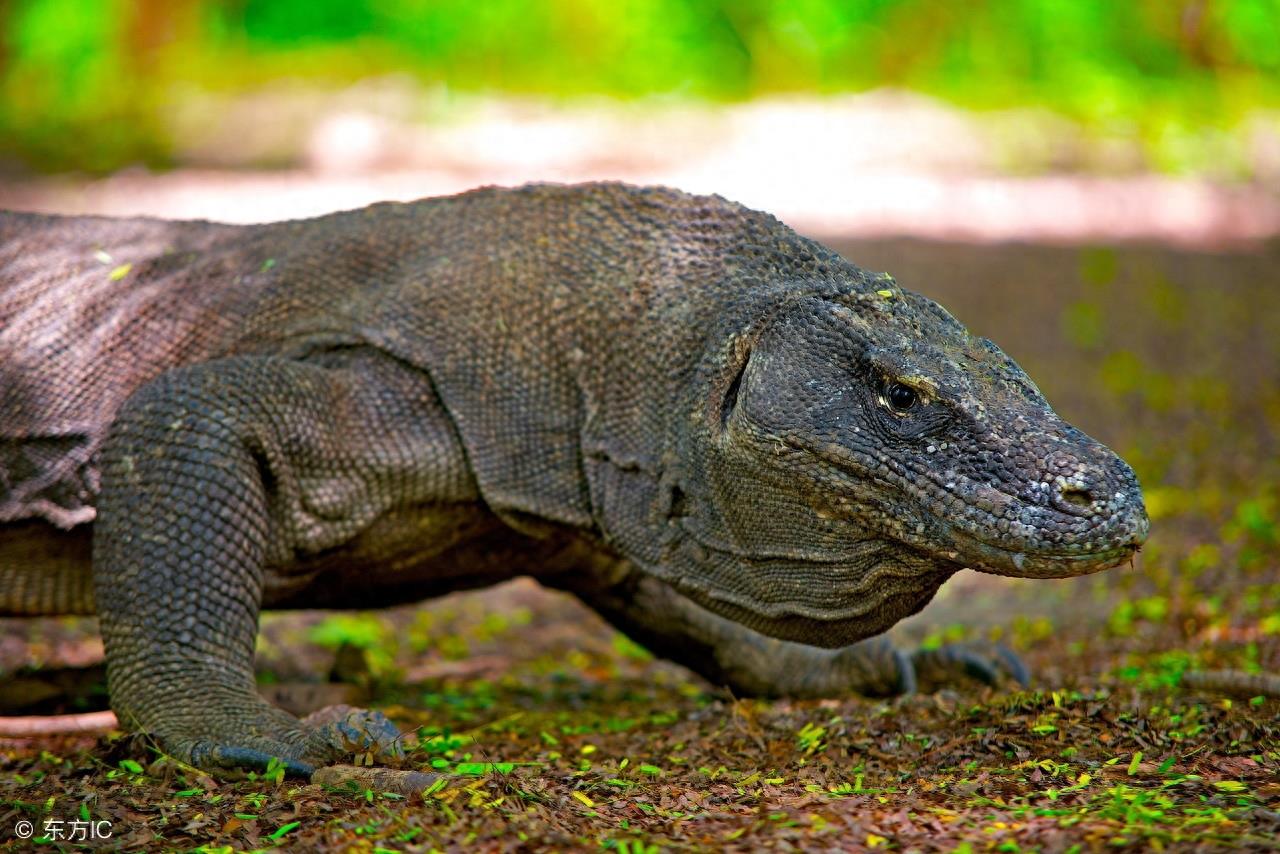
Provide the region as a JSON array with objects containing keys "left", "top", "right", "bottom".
[
  {"left": 925, "top": 473, "right": 1151, "bottom": 579},
  {"left": 784, "top": 436, "right": 1150, "bottom": 581},
  {"left": 945, "top": 530, "right": 1144, "bottom": 579},
  {"left": 902, "top": 491, "right": 1149, "bottom": 580}
]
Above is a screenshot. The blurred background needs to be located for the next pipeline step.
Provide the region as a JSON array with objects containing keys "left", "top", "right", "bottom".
[{"left": 1, "top": 0, "right": 1278, "bottom": 242}]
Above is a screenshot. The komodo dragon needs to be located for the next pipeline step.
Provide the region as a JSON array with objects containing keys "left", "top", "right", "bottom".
[{"left": 0, "top": 182, "right": 1149, "bottom": 776}]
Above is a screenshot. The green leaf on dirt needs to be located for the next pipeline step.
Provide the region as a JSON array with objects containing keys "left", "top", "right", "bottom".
[
  {"left": 453, "top": 762, "right": 514, "bottom": 776},
  {"left": 268, "top": 820, "right": 300, "bottom": 839}
]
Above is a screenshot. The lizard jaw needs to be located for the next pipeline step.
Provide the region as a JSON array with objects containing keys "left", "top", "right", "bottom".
[
  {"left": 932, "top": 479, "right": 1150, "bottom": 580},
  {"left": 953, "top": 536, "right": 1144, "bottom": 580}
]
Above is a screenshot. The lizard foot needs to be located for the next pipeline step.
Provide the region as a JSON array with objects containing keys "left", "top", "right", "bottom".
[
  {"left": 166, "top": 703, "right": 404, "bottom": 777},
  {"left": 910, "top": 642, "right": 1030, "bottom": 693},
  {"left": 300, "top": 704, "right": 405, "bottom": 765}
]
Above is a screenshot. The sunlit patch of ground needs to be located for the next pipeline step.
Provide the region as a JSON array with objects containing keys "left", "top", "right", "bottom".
[
  {"left": 2, "top": 190, "right": 1278, "bottom": 848},
  {"left": 2, "top": 92, "right": 1278, "bottom": 246}
]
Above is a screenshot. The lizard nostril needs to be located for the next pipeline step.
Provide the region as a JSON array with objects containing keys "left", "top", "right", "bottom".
[{"left": 1059, "top": 486, "right": 1094, "bottom": 509}]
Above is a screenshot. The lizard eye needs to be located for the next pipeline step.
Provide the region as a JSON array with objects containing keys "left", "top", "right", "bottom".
[{"left": 885, "top": 382, "right": 918, "bottom": 413}]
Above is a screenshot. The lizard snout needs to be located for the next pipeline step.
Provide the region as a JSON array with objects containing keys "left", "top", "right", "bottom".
[
  {"left": 1045, "top": 446, "right": 1150, "bottom": 552},
  {"left": 1040, "top": 448, "right": 1136, "bottom": 520}
]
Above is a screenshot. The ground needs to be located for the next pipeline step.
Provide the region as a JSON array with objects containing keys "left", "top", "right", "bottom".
[{"left": 1, "top": 236, "right": 1277, "bottom": 852}]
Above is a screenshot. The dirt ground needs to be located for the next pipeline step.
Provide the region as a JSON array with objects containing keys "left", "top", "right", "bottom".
[{"left": 1, "top": 211, "right": 1278, "bottom": 849}]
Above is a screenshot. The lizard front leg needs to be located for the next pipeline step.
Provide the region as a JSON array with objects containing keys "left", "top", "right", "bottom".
[
  {"left": 93, "top": 355, "right": 445, "bottom": 775},
  {"left": 561, "top": 563, "right": 1026, "bottom": 698}
]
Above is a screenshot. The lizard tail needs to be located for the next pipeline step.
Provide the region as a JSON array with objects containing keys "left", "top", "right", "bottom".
[
  {"left": 0, "top": 520, "right": 96, "bottom": 615},
  {"left": 1181, "top": 669, "right": 1280, "bottom": 699}
]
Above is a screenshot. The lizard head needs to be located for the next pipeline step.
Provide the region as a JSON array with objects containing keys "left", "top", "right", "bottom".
[{"left": 671, "top": 277, "right": 1148, "bottom": 648}]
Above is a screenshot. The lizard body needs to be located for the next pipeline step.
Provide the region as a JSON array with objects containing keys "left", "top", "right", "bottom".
[{"left": 0, "top": 183, "right": 1148, "bottom": 774}]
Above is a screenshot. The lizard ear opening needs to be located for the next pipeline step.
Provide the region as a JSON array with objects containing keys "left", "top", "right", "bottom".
[{"left": 720, "top": 347, "right": 749, "bottom": 428}]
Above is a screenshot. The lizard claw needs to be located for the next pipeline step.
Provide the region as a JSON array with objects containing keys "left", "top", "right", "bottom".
[
  {"left": 188, "top": 742, "right": 316, "bottom": 777},
  {"left": 910, "top": 642, "right": 1030, "bottom": 692},
  {"left": 302, "top": 705, "right": 405, "bottom": 762}
]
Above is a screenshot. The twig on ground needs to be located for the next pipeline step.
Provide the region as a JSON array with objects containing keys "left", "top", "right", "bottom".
[{"left": 0, "top": 710, "right": 118, "bottom": 736}]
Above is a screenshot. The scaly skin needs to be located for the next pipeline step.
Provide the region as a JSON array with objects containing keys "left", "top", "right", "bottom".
[{"left": 0, "top": 183, "right": 1148, "bottom": 775}]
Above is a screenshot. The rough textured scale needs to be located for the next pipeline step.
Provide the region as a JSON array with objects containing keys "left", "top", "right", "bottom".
[{"left": 0, "top": 182, "right": 1148, "bottom": 775}]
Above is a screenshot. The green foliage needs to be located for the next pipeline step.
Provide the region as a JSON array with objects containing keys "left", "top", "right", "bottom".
[
  {"left": 307, "top": 613, "right": 389, "bottom": 650},
  {"left": 307, "top": 612, "right": 398, "bottom": 675},
  {"left": 611, "top": 632, "right": 653, "bottom": 662},
  {"left": 250, "top": 756, "right": 287, "bottom": 785},
  {"left": 1114, "top": 650, "right": 1193, "bottom": 692},
  {"left": 2, "top": 0, "right": 1280, "bottom": 171},
  {"left": 1107, "top": 595, "right": 1169, "bottom": 637},
  {"left": 1, "top": 0, "right": 168, "bottom": 169},
  {"left": 795, "top": 720, "right": 826, "bottom": 755},
  {"left": 920, "top": 622, "right": 970, "bottom": 650}
]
